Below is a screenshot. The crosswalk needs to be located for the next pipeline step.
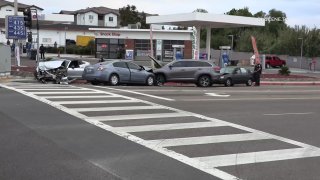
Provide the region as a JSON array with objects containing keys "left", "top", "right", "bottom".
[{"left": 2, "top": 82, "right": 320, "bottom": 180}]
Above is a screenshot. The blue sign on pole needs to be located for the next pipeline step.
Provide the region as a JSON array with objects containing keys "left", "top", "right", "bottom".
[{"left": 5, "top": 16, "right": 26, "bottom": 39}]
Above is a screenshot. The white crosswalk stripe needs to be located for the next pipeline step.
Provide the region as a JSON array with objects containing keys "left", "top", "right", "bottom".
[
  {"left": 146, "top": 133, "right": 271, "bottom": 147},
  {"left": 113, "top": 121, "right": 226, "bottom": 133},
  {"left": 72, "top": 105, "right": 164, "bottom": 112},
  {"left": 194, "top": 147, "right": 320, "bottom": 167},
  {"left": 86, "top": 112, "right": 191, "bottom": 121},
  {"left": 3, "top": 82, "right": 320, "bottom": 180},
  {"left": 56, "top": 100, "right": 137, "bottom": 104}
]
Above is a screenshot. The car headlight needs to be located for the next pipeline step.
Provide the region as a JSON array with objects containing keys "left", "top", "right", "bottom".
[{"left": 220, "top": 76, "right": 225, "bottom": 79}]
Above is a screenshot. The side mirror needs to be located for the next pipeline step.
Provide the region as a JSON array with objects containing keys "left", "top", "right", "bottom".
[
  {"left": 169, "top": 65, "right": 173, "bottom": 70},
  {"left": 139, "top": 66, "right": 144, "bottom": 71}
]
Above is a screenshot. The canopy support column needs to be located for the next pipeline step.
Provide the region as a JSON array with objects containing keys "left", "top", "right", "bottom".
[{"left": 206, "top": 27, "right": 211, "bottom": 60}]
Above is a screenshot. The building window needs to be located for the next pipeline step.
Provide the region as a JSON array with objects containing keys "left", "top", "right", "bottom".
[
  {"left": 109, "top": 17, "right": 113, "bottom": 22},
  {"left": 89, "top": 15, "right": 94, "bottom": 20},
  {"left": 163, "top": 40, "right": 184, "bottom": 59},
  {"left": 135, "top": 39, "right": 155, "bottom": 57},
  {"left": 6, "top": 9, "right": 12, "bottom": 11}
]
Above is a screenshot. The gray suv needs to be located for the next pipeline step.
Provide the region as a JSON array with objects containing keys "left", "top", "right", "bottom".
[{"left": 154, "top": 60, "right": 220, "bottom": 87}]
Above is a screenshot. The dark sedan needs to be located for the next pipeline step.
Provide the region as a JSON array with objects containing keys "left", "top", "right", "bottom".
[
  {"left": 82, "top": 60, "right": 155, "bottom": 86},
  {"left": 215, "top": 67, "right": 253, "bottom": 86}
]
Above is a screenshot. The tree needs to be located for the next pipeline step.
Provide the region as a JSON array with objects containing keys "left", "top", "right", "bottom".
[
  {"left": 193, "top": 9, "right": 208, "bottom": 13},
  {"left": 119, "top": 5, "right": 149, "bottom": 29}
]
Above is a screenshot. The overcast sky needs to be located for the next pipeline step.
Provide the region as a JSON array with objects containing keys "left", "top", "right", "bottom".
[{"left": 17, "top": 0, "right": 320, "bottom": 28}]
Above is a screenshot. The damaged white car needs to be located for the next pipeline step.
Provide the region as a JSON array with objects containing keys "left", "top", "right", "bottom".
[{"left": 35, "top": 58, "right": 90, "bottom": 84}]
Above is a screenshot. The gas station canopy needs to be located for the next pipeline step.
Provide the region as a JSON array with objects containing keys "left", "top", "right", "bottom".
[
  {"left": 146, "top": 13, "right": 265, "bottom": 60},
  {"left": 146, "top": 12, "right": 265, "bottom": 28}
]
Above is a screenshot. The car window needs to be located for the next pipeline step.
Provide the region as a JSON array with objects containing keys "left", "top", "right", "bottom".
[
  {"left": 275, "top": 56, "right": 280, "bottom": 60},
  {"left": 233, "top": 68, "right": 240, "bottom": 74},
  {"left": 69, "top": 60, "right": 80, "bottom": 68},
  {"left": 189, "top": 61, "right": 212, "bottom": 67},
  {"left": 113, "top": 62, "right": 127, "bottom": 68},
  {"left": 171, "top": 61, "right": 188, "bottom": 67},
  {"left": 240, "top": 68, "right": 247, "bottom": 74},
  {"left": 127, "top": 62, "right": 141, "bottom": 70},
  {"left": 266, "top": 56, "right": 271, "bottom": 60}
]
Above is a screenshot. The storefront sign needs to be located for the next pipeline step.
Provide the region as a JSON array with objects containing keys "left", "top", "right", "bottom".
[{"left": 94, "top": 32, "right": 121, "bottom": 37}]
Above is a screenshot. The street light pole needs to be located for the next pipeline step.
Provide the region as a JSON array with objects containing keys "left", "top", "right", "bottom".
[
  {"left": 228, "top": 35, "right": 234, "bottom": 50},
  {"left": 298, "top": 37, "right": 303, "bottom": 69}
]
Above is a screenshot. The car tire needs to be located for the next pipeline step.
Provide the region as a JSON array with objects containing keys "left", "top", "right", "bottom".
[
  {"left": 146, "top": 76, "right": 155, "bottom": 86},
  {"left": 225, "top": 78, "right": 233, "bottom": 87},
  {"left": 197, "top": 75, "right": 212, "bottom": 87},
  {"left": 246, "top": 78, "right": 253, "bottom": 86},
  {"left": 155, "top": 74, "right": 165, "bottom": 86},
  {"left": 109, "top": 74, "right": 119, "bottom": 86}
]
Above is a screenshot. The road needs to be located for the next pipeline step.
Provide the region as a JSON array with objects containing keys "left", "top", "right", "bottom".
[{"left": 1, "top": 81, "right": 320, "bottom": 180}]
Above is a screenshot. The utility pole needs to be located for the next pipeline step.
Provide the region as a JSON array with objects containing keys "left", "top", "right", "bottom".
[{"left": 14, "top": 0, "right": 20, "bottom": 66}]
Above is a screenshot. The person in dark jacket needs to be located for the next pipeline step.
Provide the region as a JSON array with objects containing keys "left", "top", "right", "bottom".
[
  {"left": 253, "top": 62, "right": 262, "bottom": 86},
  {"left": 40, "top": 44, "right": 45, "bottom": 59}
]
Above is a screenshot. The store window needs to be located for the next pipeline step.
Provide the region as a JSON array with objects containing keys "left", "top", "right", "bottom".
[
  {"left": 163, "top": 40, "right": 184, "bottom": 59},
  {"left": 96, "top": 38, "right": 125, "bottom": 59},
  {"left": 135, "top": 39, "right": 155, "bottom": 57},
  {"left": 109, "top": 17, "right": 113, "bottom": 22}
]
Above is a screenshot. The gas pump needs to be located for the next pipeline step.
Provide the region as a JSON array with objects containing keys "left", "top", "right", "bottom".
[
  {"left": 219, "top": 46, "right": 231, "bottom": 67},
  {"left": 172, "top": 45, "right": 185, "bottom": 60}
]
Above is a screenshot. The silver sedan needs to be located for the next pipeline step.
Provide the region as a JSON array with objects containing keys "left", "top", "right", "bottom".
[{"left": 82, "top": 60, "right": 155, "bottom": 86}]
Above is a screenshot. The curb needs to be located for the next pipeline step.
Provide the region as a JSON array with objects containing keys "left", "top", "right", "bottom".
[{"left": 261, "top": 81, "right": 320, "bottom": 86}]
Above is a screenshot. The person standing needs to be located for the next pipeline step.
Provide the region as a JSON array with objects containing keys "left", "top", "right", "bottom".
[
  {"left": 253, "top": 62, "right": 262, "bottom": 86},
  {"left": 40, "top": 44, "right": 45, "bottom": 59}
]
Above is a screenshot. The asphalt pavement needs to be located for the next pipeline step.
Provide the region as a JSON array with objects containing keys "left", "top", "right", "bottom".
[{"left": 1, "top": 82, "right": 320, "bottom": 180}]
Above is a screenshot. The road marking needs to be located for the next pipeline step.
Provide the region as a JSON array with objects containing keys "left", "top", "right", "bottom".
[
  {"left": 113, "top": 122, "right": 226, "bottom": 133},
  {"left": 181, "top": 97, "right": 320, "bottom": 101},
  {"left": 86, "top": 112, "right": 191, "bottom": 121},
  {"left": 32, "top": 91, "right": 101, "bottom": 94},
  {"left": 43, "top": 95, "right": 118, "bottom": 99},
  {"left": 194, "top": 147, "right": 320, "bottom": 167},
  {"left": 96, "top": 86, "right": 176, "bottom": 101},
  {"left": 205, "top": 93, "right": 230, "bottom": 97},
  {"left": 147, "top": 133, "right": 271, "bottom": 147},
  {"left": 56, "top": 99, "right": 138, "bottom": 105},
  {"left": 264, "top": 112, "right": 314, "bottom": 116},
  {"left": 72, "top": 105, "right": 163, "bottom": 112},
  {"left": 20, "top": 88, "right": 90, "bottom": 91}
]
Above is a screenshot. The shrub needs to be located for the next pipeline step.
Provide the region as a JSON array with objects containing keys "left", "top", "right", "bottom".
[{"left": 278, "top": 66, "right": 291, "bottom": 76}]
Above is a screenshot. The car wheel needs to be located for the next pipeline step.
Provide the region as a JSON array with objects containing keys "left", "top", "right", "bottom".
[
  {"left": 156, "top": 74, "right": 165, "bottom": 86},
  {"left": 109, "top": 74, "right": 119, "bottom": 86},
  {"left": 225, "top": 78, "right": 233, "bottom": 87},
  {"left": 197, "top": 75, "right": 212, "bottom": 87},
  {"left": 246, "top": 79, "right": 253, "bottom": 86},
  {"left": 146, "top": 76, "right": 154, "bottom": 86}
]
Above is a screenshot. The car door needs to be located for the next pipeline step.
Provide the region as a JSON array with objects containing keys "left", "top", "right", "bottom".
[
  {"left": 167, "top": 61, "right": 189, "bottom": 81},
  {"left": 239, "top": 68, "right": 250, "bottom": 83},
  {"left": 231, "top": 67, "right": 242, "bottom": 83},
  {"left": 67, "top": 60, "right": 84, "bottom": 78},
  {"left": 126, "top": 62, "right": 146, "bottom": 83},
  {"left": 112, "top": 62, "right": 130, "bottom": 82}
]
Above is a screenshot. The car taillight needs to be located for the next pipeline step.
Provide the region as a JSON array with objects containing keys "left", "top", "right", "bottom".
[{"left": 97, "top": 66, "right": 105, "bottom": 71}]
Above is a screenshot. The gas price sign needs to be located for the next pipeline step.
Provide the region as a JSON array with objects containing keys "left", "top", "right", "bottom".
[{"left": 5, "top": 16, "right": 26, "bottom": 39}]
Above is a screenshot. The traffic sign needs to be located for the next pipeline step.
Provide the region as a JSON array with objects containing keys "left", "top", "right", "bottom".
[{"left": 5, "top": 15, "right": 26, "bottom": 39}]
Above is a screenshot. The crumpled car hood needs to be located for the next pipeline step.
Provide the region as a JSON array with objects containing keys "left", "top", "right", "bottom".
[{"left": 38, "top": 60, "right": 64, "bottom": 71}]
